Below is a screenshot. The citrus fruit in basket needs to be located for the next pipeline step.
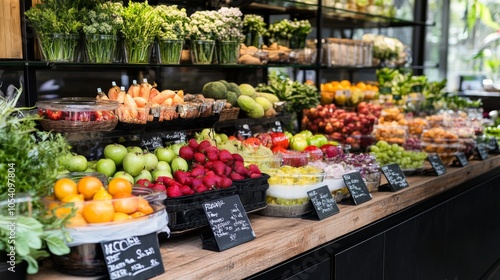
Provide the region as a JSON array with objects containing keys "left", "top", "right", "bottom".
[
  {"left": 112, "top": 193, "right": 138, "bottom": 214},
  {"left": 82, "top": 201, "right": 115, "bottom": 223},
  {"left": 78, "top": 176, "right": 104, "bottom": 200},
  {"left": 93, "top": 187, "right": 113, "bottom": 200},
  {"left": 67, "top": 213, "right": 88, "bottom": 227},
  {"left": 61, "top": 193, "right": 85, "bottom": 213},
  {"left": 112, "top": 212, "right": 132, "bottom": 222},
  {"left": 108, "top": 177, "right": 133, "bottom": 196},
  {"left": 137, "top": 197, "right": 154, "bottom": 215},
  {"left": 53, "top": 178, "right": 78, "bottom": 200}
]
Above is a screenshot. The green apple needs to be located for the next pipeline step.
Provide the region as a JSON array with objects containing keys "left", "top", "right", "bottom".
[
  {"left": 298, "top": 130, "right": 313, "bottom": 138},
  {"left": 152, "top": 170, "right": 173, "bottom": 181},
  {"left": 170, "top": 157, "right": 189, "bottom": 172},
  {"left": 307, "top": 134, "right": 328, "bottom": 148},
  {"left": 113, "top": 171, "right": 134, "bottom": 184},
  {"left": 134, "top": 169, "right": 152, "bottom": 183},
  {"left": 143, "top": 152, "right": 159, "bottom": 171},
  {"left": 170, "top": 143, "right": 185, "bottom": 156},
  {"left": 154, "top": 147, "right": 176, "bottom": 163},
  {"left": 290, "top": 136, "right": 308, "bottom": 151},
  {"left": 219, "top": 133, "right": 228, "bottom": 144},
  {"left": 96, "top": 158, "right": 116, "bottom": 177},
  {"left": 122, "top": 152, "right": 146, "bottom": 177},
  {"left": 66, "top": 155, "right": 88, "bottom": 172},
  {"left": 104, "top": 143, "right": 128, "bottom": 166},
  {"left": 155, "top": 161, "right": 172, "bottom": 173},
  {"left": 127, "top": 146, "right": 143, "bottom": 154}
]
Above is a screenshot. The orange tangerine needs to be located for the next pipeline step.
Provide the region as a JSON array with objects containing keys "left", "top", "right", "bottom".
[
  {"left": 112, "top": 193, "right": 138, "bottom": 214},
  {"left": 340, "top": 80, "right": 351, "bottom": 88},
  {"left": 108, "top": 178, "right": 133, "bottom": 196},
  {"left": 137, "top": 197, "right": 154, "bottom": 215},
  {"left": 112, "top": 212, "right": 132, "bottom": 222},
  {"left": 77, "top": 176, "right": 104, "bottom": 200},
  {"left": 93, "top": 187, "right": 113, "bottom": 200},
  {"left": 66, "top": 213, "right": 88, "bottom": 227},
  {"left": 53, "top": 204, "right": 73, "bottom": 219},
  {"left": 82, "top": 201, "right": 114, "bottom": 223},
  {"left": 61, "top": 193, "right": 85, "bottom": 213},
  {"left": 53, "top": 178, "right": 78, "bottom": 201},
  {"left": 130, "top": 212, "right": 146, "bottom": 219}
]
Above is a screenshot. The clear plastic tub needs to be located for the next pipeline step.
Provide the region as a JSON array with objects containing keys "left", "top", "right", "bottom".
[{"left": 36, "top": 97, "right": 119, "bottom": 133}]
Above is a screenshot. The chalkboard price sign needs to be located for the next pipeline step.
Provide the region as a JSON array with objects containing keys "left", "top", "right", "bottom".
[
  {"left": 100, "top": 232, "right": 164, "bottom": 280},
  {"left": 427, "top": 155, "right": 446, "bottom": 176},
  {"left": 303, "top": 185, "right": 339, "bottom": 220},
  {"left": 236, "top": 124, "right": 252, "bottom": 140},
  {"left": 270, "top": 120, "right": 283, "bottom": 132},
  {"left": 488, "top": 138, "right": 499, "bottom": 153},
  {"left": 201, "top": 195, "right": 255, "bottom": 252},
  {"left": 476, "top": 145, "right": 489, "bottom": 160},
  {"left": 454, "top": 152, "right": 468, "bottom": 167},
  {"left": 342, "top": 171, "right": 372, "bottom": 205},
  {"left": 140, "top": 133, "right": 163, "bottom": 151},
  {"left": 380, "top": 163, "right": 409, "bottom": 191}
]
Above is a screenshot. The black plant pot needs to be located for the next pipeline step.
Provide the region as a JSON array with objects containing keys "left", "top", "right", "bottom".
[{"left": 0, "top": 251, "right": 28, "bottom": 280}]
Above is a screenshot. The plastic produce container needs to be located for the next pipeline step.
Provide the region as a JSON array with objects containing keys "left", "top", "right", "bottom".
[{"left": 36, "top": 97, "right": 119, "bottom": 133}]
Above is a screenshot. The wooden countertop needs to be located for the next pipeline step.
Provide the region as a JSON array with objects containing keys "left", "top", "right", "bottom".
[{"left": 32, "top": 155, "right": 500, "bottom": 280}]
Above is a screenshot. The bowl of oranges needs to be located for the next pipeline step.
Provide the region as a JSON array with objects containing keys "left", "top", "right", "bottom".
[{"left": 43, "top": 172, "right": 168, "bottom": 276}]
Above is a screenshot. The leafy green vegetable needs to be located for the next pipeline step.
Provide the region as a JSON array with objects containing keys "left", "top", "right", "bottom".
[
  {"left": 0, "top": 84, "right": 72, "bottom": 274},
  {"left": 256, "top": 71, "right": 319, "bottom": 112}
]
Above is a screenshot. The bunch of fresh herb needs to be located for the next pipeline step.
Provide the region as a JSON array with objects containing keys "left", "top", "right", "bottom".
[
  {"left": 121, "top": 1, "right": 161, "bottom": 40},
  {"left": 0, "top": 85, "right": 72, "bottom": 274},
  {"left": 25, "top": 0, "right": 84, "bottom": 35},
  {"left": 121, "top": 1, "right": 161, "bottom": 63}
]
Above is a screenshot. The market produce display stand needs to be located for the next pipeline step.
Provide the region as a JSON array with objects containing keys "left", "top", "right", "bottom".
[{"left": 31, "top": 155, "right": 500, "bottom": 279}]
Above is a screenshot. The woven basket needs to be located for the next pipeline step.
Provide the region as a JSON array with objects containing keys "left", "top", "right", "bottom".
[
  {"left": 219, "top": 107, "right": 240, "bottom": 121},
  {"left": 40, "top": 118, "right": 118, "bottom": 133}
]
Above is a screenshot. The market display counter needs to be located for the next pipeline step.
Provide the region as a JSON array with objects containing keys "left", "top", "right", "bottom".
[{"left": 32, "top": 155, "right": 500, "bottom": 280}]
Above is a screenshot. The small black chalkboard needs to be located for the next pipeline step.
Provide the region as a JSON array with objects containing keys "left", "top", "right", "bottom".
[
  {"left": 476, "top": 145, "right": 489, "bottom": 160},
  {"left": 140, "top": 133, "right": 164, "bottom": 151},
  {"left": 270, "top": 120, "right": 283, "bottom": 132},
  {"left": 236, "top": 124, "right": 252, "bottom": 139},
  {"left": 488, "top": 138, "right": 499, "bottom": 153},
  {"left": 380, "top": 163, "right": 409, "bottom": 192},
  {"left": 100, "top": 232, "right": 164, "bottom": 280},
  {"left": 427, "top": 155, "right": 447, "bottom": 176},
  {"left": 342, "top": 171, "right": 372, "bottom": 205},
  {"left": 454, "top": 152, "right": 468, "bottom": 167},
  {"left": 161, "top": 131, "right": 186, "bottom": 144},
  {"left": 201, "top": 195, "right": 255, "bottom": 252},
  {"left": 303, "top": 185, "right": 339, "bottom": 220}
]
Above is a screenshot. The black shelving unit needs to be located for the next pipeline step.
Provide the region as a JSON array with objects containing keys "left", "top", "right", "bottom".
[{"left": 2, "top": 0, "right": 431, "bottom": 108}]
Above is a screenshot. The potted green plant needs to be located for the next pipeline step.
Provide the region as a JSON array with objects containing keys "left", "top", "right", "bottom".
[
  {"left": 121, "top": 1, "right": 161, "bottom": 63},
  {"left": 155, "top": 5, "right": 190, "bottom": 64},
  {"left": 25, "top": 0, "right": 84, "bottom": 62},
  {"left": 0, "top": 85, "right": 72, "bottom": 277},
  {"left": 81, "top": 1, "right": 124, "bottom": 63}
]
